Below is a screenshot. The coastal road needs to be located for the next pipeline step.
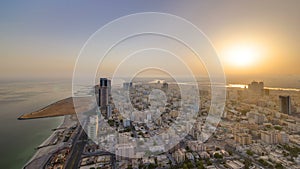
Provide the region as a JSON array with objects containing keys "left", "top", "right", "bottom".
[{"left": 64, "top": 123, "right": 87, "bottom": 169}]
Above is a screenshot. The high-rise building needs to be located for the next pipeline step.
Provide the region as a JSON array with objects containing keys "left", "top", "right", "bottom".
[
  {"left": 279, "top": 96, "right": 291, "bottom": 115},
  {"left": 100, "top": 78, "right": 108, "bottom": 87},
  {"left": 99, "top": 78, "right": 112, "bottom": 120},
  {"left": 162, "top": 82, "right": 168, "bottom": 92},
  {"left": 99, "top": 87, "right": 108, "bottom": 107},
  {"left": 123, "top": 82, "right": 133, "bottom": 90},
  {"left": 87, "top": 115, "right": 98, "bottom": 141},
  {"left": 107, "top": 79, "right": 111, "bottom": 96},
  {"left": 105, "top": 105, "right": 112, "bottom": 119},
  {"left": 248, "top": 81, "right": 264, "bottom": 95},
  {"left": 99, "top": 78, "right": 111, "bottom": 108},
  {"left": 234, "top": 133, "right": 252, "bottom": 145},
  {"left": 278, "top": 131, "right": 289, "bottom": 144},
  {"left": 261, "top": 130, "right": 278, "bottom": 144}
]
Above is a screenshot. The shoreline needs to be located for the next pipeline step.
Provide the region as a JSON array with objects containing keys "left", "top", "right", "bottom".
[
  {"left": 20, "top": 84, "right": 299, "bottom": 168},
  {"left": 18, "top": 97, "right": 94, "bottom": 120},
  {"left": 227, "top": 83, "right": 300, "bottom": 92},
  {"left": 22, "top": 115, "right": 78, "bottom": 169},
  {"left": 18, "top": 97, "right": 75, "bottom": 120},
  {"left": 23, "top": 116, "right": 65, "bottom": 167}
]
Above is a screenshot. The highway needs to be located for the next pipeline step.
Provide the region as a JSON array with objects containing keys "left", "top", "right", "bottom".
[{"left": 64, "top": 123, "right": 87, "bottom": 169}]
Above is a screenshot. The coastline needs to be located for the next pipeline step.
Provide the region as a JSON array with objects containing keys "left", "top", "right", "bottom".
[
  {"left": 18, "top": 97, "right": 94, "bottom": 120},
  {"left": 18, "top": 97, "right": 75, "bottom": 120},
  {"left": 18, "top": 96, "right": 93, "bottom": 168},
  {"left": 20, "top": 83, "right": 300, "bottom": 168},
  {"left": 227, "top": 83, "right": 300, "bottom": 92},
  {"left": 23, "top": 116, "right": 64, "bottom": 166},
  {"left": 22, "top": 115, "right": 77, "bottom": 169}
]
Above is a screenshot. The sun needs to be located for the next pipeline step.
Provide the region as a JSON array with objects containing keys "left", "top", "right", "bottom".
[{"left": 223, "top": 44, "right": 260, "bottom": 67}]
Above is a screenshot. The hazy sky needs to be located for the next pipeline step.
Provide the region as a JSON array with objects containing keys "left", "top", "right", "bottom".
[{"left": 1, "top": 0, "right": 299, "bottom": 80}]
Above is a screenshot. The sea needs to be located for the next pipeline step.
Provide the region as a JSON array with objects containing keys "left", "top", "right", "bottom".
[{"left": 0, "top": 79, "right": 71, "bottom": 169}]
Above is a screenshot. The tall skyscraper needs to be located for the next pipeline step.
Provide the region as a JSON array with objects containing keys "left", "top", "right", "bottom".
[
  {"left": 87, "top": 115, "right": 99, "bottom": 141},
  {"left": 99, "top": 87, "right": 108, "bottom": 107},
  {"left": 99, "top": 78, "right": 112, "bottom": 120},
  {"left": 100, "top": 78, "right": 108, "bottom": 87},
  {"left": 279, "top": 96, "right": 291, "bottom": 115},
  {"left": 99, "top": 78, "right": 111, "bottom": 107}
]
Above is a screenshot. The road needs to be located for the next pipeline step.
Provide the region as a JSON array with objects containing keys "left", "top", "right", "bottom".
[{"left": 64, "top": 123, "right": 88, "bottom": 169}]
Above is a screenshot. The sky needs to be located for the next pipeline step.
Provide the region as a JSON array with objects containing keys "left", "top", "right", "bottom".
[{"left": 0, "top": 0, "right": 300, "bottom": 81}]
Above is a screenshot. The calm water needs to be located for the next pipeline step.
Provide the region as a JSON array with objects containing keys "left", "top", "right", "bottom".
[{"left": 0, "top": 79, "right": 71, "bottom": 169}]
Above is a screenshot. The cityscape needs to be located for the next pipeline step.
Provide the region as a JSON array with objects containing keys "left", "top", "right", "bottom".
[
  {"left": 0, "top": 1, "right": 300, "bottom": 169},
  {"left": 18, "top": 78, "right": 300, "bottom": 169}
]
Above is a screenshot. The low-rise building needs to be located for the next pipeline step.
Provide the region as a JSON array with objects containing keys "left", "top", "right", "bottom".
[{"left": 226, "top": 160, "right": 245, "bottom": 169}]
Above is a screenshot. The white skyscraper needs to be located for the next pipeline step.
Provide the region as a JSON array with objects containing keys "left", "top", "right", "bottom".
[{"left": 87, "top": 115, "right": 99, "bottom": 141}]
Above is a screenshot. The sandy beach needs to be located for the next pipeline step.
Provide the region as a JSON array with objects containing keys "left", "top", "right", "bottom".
[{"left": 18, "top": 97, "right": 95, "bottom": 120}]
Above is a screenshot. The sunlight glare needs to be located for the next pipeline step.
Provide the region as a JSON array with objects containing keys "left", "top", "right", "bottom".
[{"left": 224, "top": 45, "right": 260, "bottom": 67}]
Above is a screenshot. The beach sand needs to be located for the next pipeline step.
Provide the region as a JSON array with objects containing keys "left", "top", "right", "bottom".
[{"left": 18, "top": 97, "right": 95, "bottom": 120}]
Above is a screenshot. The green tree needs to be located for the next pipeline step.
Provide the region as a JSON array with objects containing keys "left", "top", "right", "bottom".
[
  {"left": 182, "top": 163, "right": 188, "bottom": 169},
  {"left": 187, "top": 161, "right": 193, "bottom": 168},
  {"left": 275, "top": 163, "right": 284, "bottom": 169},
  {"left": 274, "top": 126, "right": 282, "bottom": 131},
  {"left": 258, "top": 159, "right": 268, "bottom": 166},
  {"left": 244, "top": 159, "right": 252, "bottom": 169},
  {"left": 148, "top": 163, "right": 157, "bottom": 169},
  {"left": 214, "top": 153, "right": 223, "bottom": 159},
  {"left": 196, "top": 160, "right": 204, "bottom": 169},
  {"left": 206, "top": 159, "right": 212, "bottom": 165},
  {"left": 246, "top": 150, "right": 254, "bottom": 156}
]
